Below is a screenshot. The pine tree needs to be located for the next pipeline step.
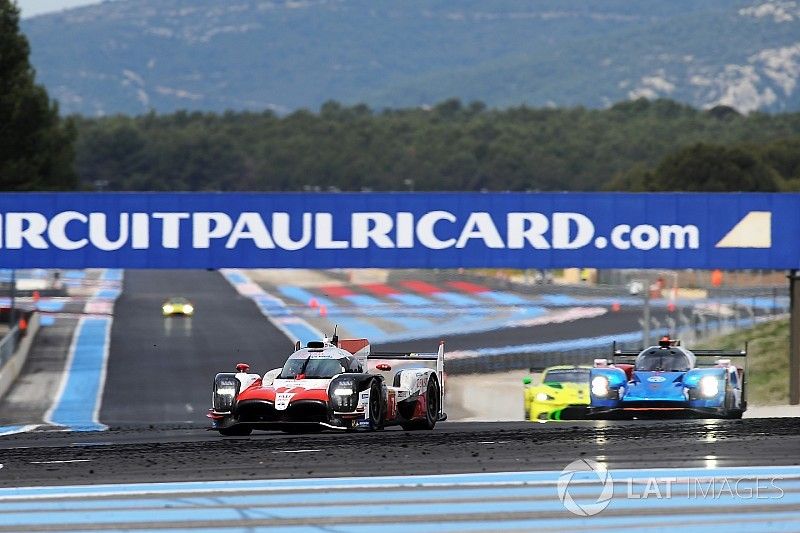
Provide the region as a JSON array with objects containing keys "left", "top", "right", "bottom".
[{"left": 0, "top": 0, "right": 76, "bottom": 190}]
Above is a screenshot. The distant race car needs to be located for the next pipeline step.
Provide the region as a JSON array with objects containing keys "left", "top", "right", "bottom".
[
  {"left": 162, "top": 297, "right": 194, "bottom": 317},
  {"left": 208, "top": 335, "right": 446, "bottom": 435},
  {"left": 589, "top": 337, "right": 747, "bottom": 419},
  {"left": 523, "top": 365, "right": 591, "bottom": 421}
]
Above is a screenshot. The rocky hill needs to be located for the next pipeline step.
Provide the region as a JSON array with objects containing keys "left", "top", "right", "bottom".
[{"left": 21, "top": 0, "right": 800, "bottom": 115}]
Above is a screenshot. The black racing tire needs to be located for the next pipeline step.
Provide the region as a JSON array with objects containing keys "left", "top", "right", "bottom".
[
  {"left": 368, "top": 380, "right": 385, "bottom": 430},
  {"left": 401, "top": 374, "right": 440, "bottom": 431},
  {"left": 722, "top": 386, "right": 742, "bottom": 419},
  {"left": 218, "top": 424, "right": 252, "bottom": 437}
]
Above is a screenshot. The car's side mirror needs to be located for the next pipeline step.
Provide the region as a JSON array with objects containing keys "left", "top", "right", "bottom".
[
  {"left": 262, "top": 368, "right": 281, "bottom": 386},
  {"left": 523, "top": 376, "right": 532, "bottom": 385}
]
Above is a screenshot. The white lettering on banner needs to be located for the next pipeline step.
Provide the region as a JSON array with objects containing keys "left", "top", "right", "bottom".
[
  {"left": 396, "top": 212, "right": 414, "bottom": 248},
  {"left": 193, "top": 212, "right": 233, "bottom": 248},
  {"left": 416, "top": 211, "right": 456, "bottom": 249},
  {"left": 49, "top": 211, "right": 88, "bottom": 250},
  {"left": 552, "top": 212, "right": 594, "bottom": 250},
  {"left": 272, "top": 212, "right": 311, "bottom": 250},
  {"left": 456, "top": 212, "right": 504, "bottom": 249},
  {"left": 152, "top": 212, "right": 189, "bottom": 249},
  {"left": 507, "top": 213, "right": 550, "bottom": 249},
  {"left": 6, "top": 213, "right": 48, "bottom": 249},
  {"left": 226, "top": 213, "right": 274, "bottom": 249},
  {"left": 0, "top": 210, "right": 708, "bottom": 253},
  {"left": 611, "top": 225, "right": 631, "bottom": 250},
  {"left": 89, "top": 213, "right": 128, "bottom": 251},
  {"left": 315, "top": 213, "right": 348, "bottom": 249},
  {"left": 352, "top": 213, "right": 394, "bottom": 249},
  {"left": 132, "top": 213, "right": 149, "bottom": 249}
]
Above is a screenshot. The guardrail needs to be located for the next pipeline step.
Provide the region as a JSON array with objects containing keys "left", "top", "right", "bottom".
[
  {"left": 0, "top": 312, "right": 40, "bottom": 400},
  {"left": 447, "top": 290, "right": 784, "bottom": 375},
  {"left": 0, "top": 324, "right": 20, "bottom": 370}
]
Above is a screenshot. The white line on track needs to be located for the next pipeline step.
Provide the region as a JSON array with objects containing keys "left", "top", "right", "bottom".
[
  {"left": 271, "top": 449, "right": 321, "bottom": 454},
  {"left": 30, "top": 459, "right": 92, "bottom": 465}
]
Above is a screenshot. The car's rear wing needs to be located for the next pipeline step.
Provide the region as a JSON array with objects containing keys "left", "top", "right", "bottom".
[
  {"left": 609, "top": 341, "right": 748, "bottom": 362},
  {"left": 367, "top": 342, "right": 445, "bottom": 420}
]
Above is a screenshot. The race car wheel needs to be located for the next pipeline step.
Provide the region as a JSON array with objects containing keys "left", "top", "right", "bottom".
[
  {"left": 723, "top": 386, "right": 743, "bottom": 419},
  {"left": 402, "top": 374, "right": 440, "bottom": 431},
  {"left": 218, "top": 424, "right": 252, "bottom": 437},
  {"left": 368, "top": 380, "right": 385, "bottom": 430}
]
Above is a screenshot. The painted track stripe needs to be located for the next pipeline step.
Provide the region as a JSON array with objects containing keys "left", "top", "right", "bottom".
[
  {"left": 221, "top": 270, "right": 323, "bottom": 344},
  {"left": 2, "top": 481, "right": 800, "bottom": 512},
  {"left": 43, "top": 317, "right": 110, "bottom": 432},
  {"left": 0, "top": 424, "right": 39, "bottom": 437},
  {"left": 360, "top": 283, "right": 398, "bottom": 296},
  {"left": 446, "top": 281, "right": 489, "bottom": 293},
  {"left": 318, "top": 285, "right": 355, "bottom": 298},
  {"left": 277, "top": 285, "right": 384, "bottom": 340},
  {"left": 4, "top": 466, "right": 800, "bottom": 500}
]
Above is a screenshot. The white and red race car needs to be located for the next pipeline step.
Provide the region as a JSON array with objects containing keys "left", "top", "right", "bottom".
[{"left": 208, "top": 335, "right": 446, "bottom": 435}]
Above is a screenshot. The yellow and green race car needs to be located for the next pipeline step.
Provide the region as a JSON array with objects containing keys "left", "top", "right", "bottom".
[
  {"left": 523, "top": 365, "right": 591, "bottom": 421},
  {"left": 162, "top": 296, "right": 194, "bottom": 317}
]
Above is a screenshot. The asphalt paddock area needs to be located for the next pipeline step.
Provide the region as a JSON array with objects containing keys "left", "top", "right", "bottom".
[{"left": 0, "top": 418, "right": 798, "bottom": 488}]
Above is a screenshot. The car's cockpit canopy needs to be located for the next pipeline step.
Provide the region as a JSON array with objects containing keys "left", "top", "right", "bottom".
[
  {"left": 543, "top": 368, "right": 590, "bottom": 384},
  {"left": 635, "top": 347, "right": 693, "bottom": 372},
  {"left": 279, "top": 351, "right": 362, "bottom": 379}
]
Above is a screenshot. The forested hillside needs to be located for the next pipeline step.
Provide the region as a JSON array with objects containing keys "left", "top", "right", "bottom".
[{"left": 74, "top": 99, "right": 800, "bottom": 192}]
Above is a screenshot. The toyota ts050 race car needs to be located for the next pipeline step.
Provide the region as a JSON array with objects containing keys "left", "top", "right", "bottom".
[
  {"left": 523, "top": 365, "right": 590, "bottom": 421},
  {"left": 589, "top": 337, "right": 747, "bottom": 419},
  {"left": 208, "top": 335, "right": 446, "bottom": 435}
]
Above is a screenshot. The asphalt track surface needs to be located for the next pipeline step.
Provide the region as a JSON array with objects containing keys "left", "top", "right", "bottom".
[
  {"left": 2, "top": 272, "right": 793, "bottom": 487},
  {"left": 100, "top": 270, "right": 293, "bottom": 424},
  {"left": 376, "top": 307, "right": 670, "bottom": 354},
  {"left": 1, "top": 418, "right": 799, "bottom": 488}
]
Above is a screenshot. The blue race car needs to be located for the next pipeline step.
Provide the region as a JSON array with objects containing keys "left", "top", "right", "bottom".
[{"left": 588, "top": 337, "right": 747, "bottom": 419}]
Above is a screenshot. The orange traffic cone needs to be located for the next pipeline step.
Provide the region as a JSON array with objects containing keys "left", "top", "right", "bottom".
[
  {"left": 309, "top": 298, "right": 319, "bottom": 308},
  {"left": 319, "top": 305, "right": 328, "bottom": 317},
  {"left": 611, "top": 302, "right": 621, "bottom": 312},
  {"left": 32, "top": 290, "right": 40, "bottom": 302}
]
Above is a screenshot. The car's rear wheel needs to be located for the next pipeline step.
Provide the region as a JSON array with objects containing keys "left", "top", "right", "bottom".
[
  {"left": 402, "top": 374, "right": 439, "bottom": 430},
  {"left": 218, "top": 424, "right": 252, "bottom": 437}
]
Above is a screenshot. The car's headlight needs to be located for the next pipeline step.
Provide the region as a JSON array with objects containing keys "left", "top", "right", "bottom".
[
  {"left": 183, "top": 304, "right": 194, "bottom": 313},
  {"left": 213, "top": 375, "right": 239, "bottom": 412},
  {"left": 329, "top": 378, "right": 357, "bottom": 411},
  {"left": 163, "top": 304, "right": 173, "bottom": 313},
  {"left": 535, "top": 392, "right": 554, "bottom": 402},
  {"left": 591, "top": 376, "right": 609, "bottom": 397},
  {"left": 699, "top": 376, "right": 720, "bottom": 397}
]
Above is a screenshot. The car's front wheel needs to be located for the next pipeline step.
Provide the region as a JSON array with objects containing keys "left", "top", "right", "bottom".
[{"left": 368, "top": 380, "right": 385, "bottom": 430}]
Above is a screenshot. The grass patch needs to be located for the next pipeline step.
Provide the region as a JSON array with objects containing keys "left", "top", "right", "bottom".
[{"left": 696, "top": 318, "right": 790, "bottom": 405}]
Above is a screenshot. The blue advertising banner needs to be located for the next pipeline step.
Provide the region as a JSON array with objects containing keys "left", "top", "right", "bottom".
[{"left": 0, "top": 192, "right": 796, "bottom": 269}]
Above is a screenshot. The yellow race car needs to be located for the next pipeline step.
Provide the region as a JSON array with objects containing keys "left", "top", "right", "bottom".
[
  {"left": 523, "top": 365, "right": 591, "bottom": 421},
  {"left": 162, "top": 296, "right": 194, "bottom": 317}
]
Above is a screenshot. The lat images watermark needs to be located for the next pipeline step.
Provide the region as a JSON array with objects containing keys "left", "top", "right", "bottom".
[{"left": 557, "top": 459, "right": 785, "bottom": 517}]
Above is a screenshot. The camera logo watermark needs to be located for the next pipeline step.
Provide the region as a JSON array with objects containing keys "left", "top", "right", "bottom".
[
  {"left": 558, "top": 459, "right": 786, "bottom": 517},
  {"left": 557, "top": 459, "right": 614, "bottom": 516}
]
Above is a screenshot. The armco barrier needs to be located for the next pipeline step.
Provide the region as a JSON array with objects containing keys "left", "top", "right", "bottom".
[{"left": 0, "top": 313, "right": 40, "bottom": 400}]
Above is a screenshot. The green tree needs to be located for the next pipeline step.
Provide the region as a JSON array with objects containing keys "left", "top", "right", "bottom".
[
  {"left": 0, "top": 0, "right": 76, "bottom": 190},
  {"left": 646, "top": 143, "right": 780, "bottom": 192}
]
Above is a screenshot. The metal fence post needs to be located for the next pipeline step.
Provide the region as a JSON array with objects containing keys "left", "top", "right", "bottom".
[{"left": 790, "top": 270, "right": 800, "bottom": 405}]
